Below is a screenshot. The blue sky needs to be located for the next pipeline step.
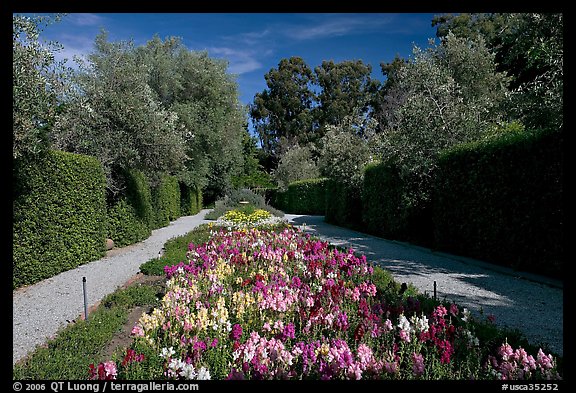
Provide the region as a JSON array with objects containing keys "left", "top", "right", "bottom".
[{"left": 26, "top": 13, "right": 441, "bottom": 108}]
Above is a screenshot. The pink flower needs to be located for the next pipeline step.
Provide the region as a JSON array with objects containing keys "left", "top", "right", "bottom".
[
  {"left": 537, "top": 349, "right": 554, "bottom": 370},
  {"left": 130, "top": 325, "right": 144, "bottom": 337},
  {"left": 488, "top": 314, "right": 496, "bottom": 323},
  {"left": 499, "top": 343, "right": 515, "bottom": 361},
  {"left": 89, "top": 361, "right": 117, "bottom": 380},
  {"left": 412, "top": 352, "right": 425, "bottom": 377},
  {"left": 230, "top": 324, "right": 243, "bottom": 341},
  {"left": 399, "top": 329, "right": 411, "bottom": 343},
  {"left": 449, "top": 303, "right": 459, "bottom": 316}
]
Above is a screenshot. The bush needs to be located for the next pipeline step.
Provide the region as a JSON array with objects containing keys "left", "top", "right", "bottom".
[
  {"left": 151, "top": 174, "right": 181, "bottom": 229},
  {"left": 180, "top": 183, "right": 202, "bottom": 216},
  {"left": 107, "top": 169, "right": 153, "bottom": 247},
  {"left": 205, "top": 188, "right": 284, "bottom": 220},
  {"left": 285, "top": 178, "right": 328, "bottom": 214},
  {"left": 324, "top": 179, "right": 363, "bottom": 229},
  {"left": 13, "top": 151, "right": 107, "bottom": 289},
  {"left": 361, "top": 162, "right": 433, "bottom": 245},
  {"left": 434, "top": 129, "right": 563, "bottom": 277}
]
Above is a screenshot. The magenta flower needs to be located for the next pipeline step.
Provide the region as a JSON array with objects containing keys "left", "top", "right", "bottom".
[
  {"left": 412, "top": 352, "right": 425, "bottom": 377},
  {"left": 230, "top": 324, "right": 243, "bottom": 341}
]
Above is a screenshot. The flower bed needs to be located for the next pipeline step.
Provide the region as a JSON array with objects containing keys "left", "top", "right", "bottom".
[{"left": 90, "top": 226, "right": 561, "bottom": 380}]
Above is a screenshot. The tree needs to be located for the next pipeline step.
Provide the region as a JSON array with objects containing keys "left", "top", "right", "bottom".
[
  {"left": 432, "top": 13, "right": 563, "bottom": 130},
  {"left": 250, "top": 57, "right": 316, "bottom": 159},
  {"left": 137, "top": 36, "right": 246, "bottom": 201},
  {"left": 13, "top": 14, "right": 68, "bottom": 160},
  {"left": 376, "top": 33, "right": 510, "bottom": 202},
  {"left": 273, "top": 145, "right": 320, "bottom": 191},
  {"left": 314, "top": 60, "right": 379, "bottom": 132},
  {"left": 51, "top": 31, "right": 187, "bottom": 195},
  {"left": 318, "top": 109, "right": 376, "bottom": 190},
  {"left": 231, "top": 130, "right": 274, "bottom": 189}
]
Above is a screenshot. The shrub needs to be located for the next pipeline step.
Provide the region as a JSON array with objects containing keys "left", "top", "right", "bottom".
[
  {"left": 433, "top": 128, "right": 563, "bottom": 277},
  {"left": 13, "top": 151, "right": 107, "bottom": 289},
  {"left": 361, "top": 162, "right": 434, "bottom": 245},
  {"left": 180, "top": 183, "right": 202, "bottom": 216},
  {"left": 151, "top": 174, "right": 181, "bottom": 229},
  {"left": 205, "top": 188, "right": 284, "bottom": 220},
  {"left": 324, "top": 179, "right": 363, "bottom": 229},
  {"left": 106, "top": 169, "right": 153, "bottom": 247},
  {"left": 285, "top": 178, "right": 328, "bottom": 214}
]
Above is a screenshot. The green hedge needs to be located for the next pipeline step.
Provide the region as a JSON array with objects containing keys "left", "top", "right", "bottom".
[
  {"left": 362, "top": 162, "right": 433, "bottom": 245},
  {"left": 285, "top": 178, "right": 328, "bottom": 214},
  {"left": 324, "top": 180, "right": 363, "bottom": 229},
  {"left": 180, "top": 183, "right": 202, "bottom": 216},
  {"left": 434, "top": 129, "right": 563, "bottom": 277},
  {"left": 13, "top": 151, "right": 107, "bottom": 289},
  {"left": 151, "top": 174, "right": 181, "bottom": 229},
  {"left": 107, "top": 169, "right": 153, "bottom": 247}
]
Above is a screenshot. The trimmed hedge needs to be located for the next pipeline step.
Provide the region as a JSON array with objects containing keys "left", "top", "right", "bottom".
[
  {"left": 180, "top": 183, "right": 202, "bottom": 216},
  {"left": 324, "top": 180, "right": 363, "bottom": 229},
  {"left": 362, "top": 163, "right": 433, "bottom": 245},
  {"left": 434, "top": 129, "right": 563, "bottom": 277},
  {"left": 107, "top": 169, "right": 153, "bottom": 247},
  {"left": 285, "top": 178, "right": 328, "bottom": 214},
  {"left": 13, "top": 151, "right": 107, "bottom": 289},
  {"left": 151, "top": 174, "right": 181, "bottom": 229}
]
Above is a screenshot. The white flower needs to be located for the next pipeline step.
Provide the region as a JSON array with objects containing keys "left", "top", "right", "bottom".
[
  {"left": 397, "top": 314, "right": 412, "bottom": 333},
  {"left": 197, "top": 367, "right": 211, "bottom": 380},
  {"left": 410, "top": 314, "right": 429, "bottom": 333},
  {"left": 179, "top": 364, "right": 197, "bottom": 379},
  {"left": 160, "top": 347, "right": 176, "bottom": 359},
  {"left": 461, "top": 308, "right": 471, "bottom": 323}
]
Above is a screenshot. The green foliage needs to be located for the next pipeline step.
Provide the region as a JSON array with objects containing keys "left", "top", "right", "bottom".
[
  {"left": 318, "top": 114, "right": 374, "bottom": 190},
  {"left": 204, "top": 188, "right": 284, "bottom": 220},
  {"left": 107, "top": 169, "right": 153, "bottom": 247},
  {"left": 13, "top": 14, "right": 69, "bottom": 160},
  {"left": 434, "top": 128, "right": 563, "bottom": 277},
  {"left": 324, "top": 180, "right": 363, "bottom": 229},
  {"left": 273, "top": 145, "right": 320, "bottom": 190},
  {"left": 250, "top": 56, "right": 317, "bottom": 158},
  {"left": 315, "top": 59, "right": 380, "bottom": 129},
  {"left": 432, "top": 13, "right": 563, "bottom": 132},
  {"left": 179, "top": 183, "right": 202, "bottom": 216},
  {"left": 231, "top": 129, "right": 275, "bottom": 189},
  {"left": 151, "top": 174, "right": 181, "bottom": 229},
  {"left": 284, "top": 178, "right": 328, "bottom": 214},
  {"left": 51, "top": 32, "right": 186, "bottom": 196},
  {"left": 362, "top": 162, "right": 433, "bottom": 244},
  {"left": 13, "top": 151, "right": 107, "bottom": 289},
  {"left": 140, "top": 224, "right": 213, "bottom": 276},
  {"left": 13, "top": 283, "right": 160, "bottom": 379}
]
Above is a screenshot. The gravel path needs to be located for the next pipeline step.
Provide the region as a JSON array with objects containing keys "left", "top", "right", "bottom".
[
  {"left": 284, "top": 215, "right": 563, "bottom": 357},
  {"left": 13, "top": 210, "right": 212, "bottom": 366},
  {"left": 13, "top": 211, "right": 563, "bottom": 367}
]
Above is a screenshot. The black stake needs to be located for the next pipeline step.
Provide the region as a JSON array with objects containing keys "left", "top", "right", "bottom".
[
  {"left": 434, "top": 280, "right": 437, "bottom": 301},
  {"left": 83, "top": 277, "right": 89, "bottom": 322}
]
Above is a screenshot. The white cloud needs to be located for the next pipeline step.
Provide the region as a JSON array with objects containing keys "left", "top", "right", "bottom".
[
  {"left": 52, "top": 34, "right": 94, "bottom": 66},
  {"left": 66, "top": 13, "right": 104, "bottom": 27},
  {"left": 208, "top": 47, "right": 262, "bottom": 75},
  {"left": 284, "top": 15, "right": 394, "bottom": 40}
]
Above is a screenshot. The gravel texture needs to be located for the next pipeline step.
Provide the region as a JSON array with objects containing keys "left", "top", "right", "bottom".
[
  {"left": 285, "top": 215, "right": 563, "bottom": 357},
  {"left": 13, "top": 210, "right": 212, "bottom": 366},
  {"left": 13, "top": 211, "right": 563, "bottom": 367}
]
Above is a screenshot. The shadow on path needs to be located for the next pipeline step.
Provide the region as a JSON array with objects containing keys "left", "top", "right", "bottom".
[{"left": 286, "top": 215, "right": 563, "bottom": 356}]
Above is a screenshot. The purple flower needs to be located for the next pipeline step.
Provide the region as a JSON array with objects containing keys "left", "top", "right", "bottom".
[
  {"left": 412, "top": 352, "right": 425, "bottom": 377},
  {"left": 230, "top": 324, "right": 243, "bottom": 341}
]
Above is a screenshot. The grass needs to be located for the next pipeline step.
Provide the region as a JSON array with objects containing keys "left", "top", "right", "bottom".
[
  {"left": 13, "top": 223, "right": 563, "bottom": 380},
  {"left": 13, "top": 283, "right": 162, "bottom": 380}
]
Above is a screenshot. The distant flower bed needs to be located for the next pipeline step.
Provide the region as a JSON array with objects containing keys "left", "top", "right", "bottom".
[
  {"left": 90, "top": 226, "right": 561, "bottom": 380},
  {"left": 215, "top": 209, "right": 285, "bottom": 228}
]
